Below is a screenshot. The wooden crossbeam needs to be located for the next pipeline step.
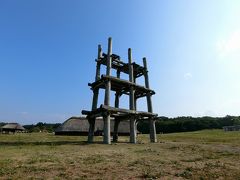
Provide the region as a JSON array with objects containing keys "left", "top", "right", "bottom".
[
  {"left": 82, "top": 105, "right": 157, "bottom": 119},
  {"left": 96, "top": 53, "right": 145, "bottom": 78},
  {"left": 88, "top": 75, "right": 155, "bottom": 97}
]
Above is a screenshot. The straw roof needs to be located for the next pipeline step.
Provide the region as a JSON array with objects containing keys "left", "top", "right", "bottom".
[
  {"left": 1, "top": 123, "right": 25, "bottom": 131},
  {"left": 55, "top": 116, "right": 130, "bottom": 135},
  {"left": 55, "top": 117, "right": 89, "bottom": 133}
]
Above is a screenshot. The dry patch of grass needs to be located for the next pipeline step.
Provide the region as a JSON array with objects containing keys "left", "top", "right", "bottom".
[{"left": 0, "top": 130, "right": 239, "bottom": 179}]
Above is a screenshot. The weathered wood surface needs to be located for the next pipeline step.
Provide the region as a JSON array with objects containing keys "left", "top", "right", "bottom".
[
  {"left": 88, "top": 75, "right": 155, "bottom": 98},
  {"left": 128, "top": 48, "right": 137, "bottom": 143},
  {"left": 103, "top": 37, "right": 112, "bottom": 144},
  {"left": 82, "top": 105, "right": 157, "bottom": 117},
  {"left": 83, "top": 37, "right": 157, "bottom": 144},
  {"left": 96, "top": 53, "right": 145, "bottom": 78},
  {"left": 143, "top": 57, "right": 157, "bottom": 143}
]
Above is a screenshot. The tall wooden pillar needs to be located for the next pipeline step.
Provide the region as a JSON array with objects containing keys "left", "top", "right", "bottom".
[
  {"left": 88, "top": 45, "right": 102, "bottom": 143},
  {"left": 113, "top": 70, "right": 121, "bottom": 142},
  {"left": 133, "top": 77, "right": 137, "bottom": 138},
  {"left": 134, "top": 76, "right": 137, "bottom": 111},
  {"left": 128, "top": 48, "right": 137, "bottom": 143},
  {"left": 143, "top": 57, "right": 157, "bottom": 143},
  {"left": 103, "top": 37, "right": 112, "bottom": 144}
]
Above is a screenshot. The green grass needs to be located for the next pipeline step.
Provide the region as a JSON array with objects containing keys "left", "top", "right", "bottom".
[
  {"left": 159, "top": 130, "right": 240, "bottom": 144},
  {"left": 0, "top": 130, "right": 239, "bottom": 179}
]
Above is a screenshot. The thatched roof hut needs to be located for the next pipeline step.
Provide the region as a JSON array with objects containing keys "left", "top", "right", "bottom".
[
  {"left": 1, "top": 123, "right": 25, "bottom": 134},
  {"left": 55, "top": 117, "right": 130, "bottom": 136}
]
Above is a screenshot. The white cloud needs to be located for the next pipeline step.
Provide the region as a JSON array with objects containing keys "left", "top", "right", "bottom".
[
  {"left": 216, "top": 30, "right": 240, "bottom": 57},
  {"left": 184, "top": 73, "right": 192, "bottom": 80}
]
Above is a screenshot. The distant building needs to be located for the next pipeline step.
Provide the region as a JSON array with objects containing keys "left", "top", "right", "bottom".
[
  {"left": 0, "top": 123, "right": 25, "bottom": 134},
  {"left": 55, "top": 117, "right": 131, "bottom": 136},
  {"left": 223, "top": 125, "right": 240, "bottom": 131}
]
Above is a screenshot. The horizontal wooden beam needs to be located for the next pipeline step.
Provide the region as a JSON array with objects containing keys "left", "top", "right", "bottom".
[
  {"left": 96, "top": 53, "right": 145, "bottom": 78},
  {"left": 82, "top": 105, "right": 157, "bottom": 119},
  {"left": 88, "top": 75, "right": 155, "bottom": 97}
]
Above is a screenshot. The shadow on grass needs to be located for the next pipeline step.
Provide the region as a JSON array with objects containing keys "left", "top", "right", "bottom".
[
  {"left": 0, "top": 140, "right": 131, "bottom": 146},
  {"left": 0, "top": 141, "right": 88, "bottom": 146}
]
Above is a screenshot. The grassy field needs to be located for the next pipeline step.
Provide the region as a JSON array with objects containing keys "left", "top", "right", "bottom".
[{"left": 0, "top": 130, "right": 239, "bottom": 179}]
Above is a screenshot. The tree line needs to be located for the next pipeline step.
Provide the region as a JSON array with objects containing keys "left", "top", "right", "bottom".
[
  {"left": 0, "top": 122, "right": 61, "bottom": 133},
  {"left": 137, "top": 115, "right": 240, "bottom": 134},
  {"left": 23, "top": 122, "right": 61, "bottom": 133},
  {"left": 1, "top": 115, "right": 240, "bottom": 134}
]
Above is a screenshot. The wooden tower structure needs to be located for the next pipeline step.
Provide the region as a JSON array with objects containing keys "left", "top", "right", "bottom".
[{"left": 82, "top": 37, "right": 157, "bottom": 144}]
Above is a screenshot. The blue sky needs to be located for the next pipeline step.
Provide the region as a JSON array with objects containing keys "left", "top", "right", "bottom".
[{"left": 1, "top": 0, "right": 240, "bottom": 124}]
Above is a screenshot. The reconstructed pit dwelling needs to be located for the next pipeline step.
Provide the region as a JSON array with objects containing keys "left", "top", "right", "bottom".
[{"left": 82, "top": 38, "right": 157, "bottom": 144}]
